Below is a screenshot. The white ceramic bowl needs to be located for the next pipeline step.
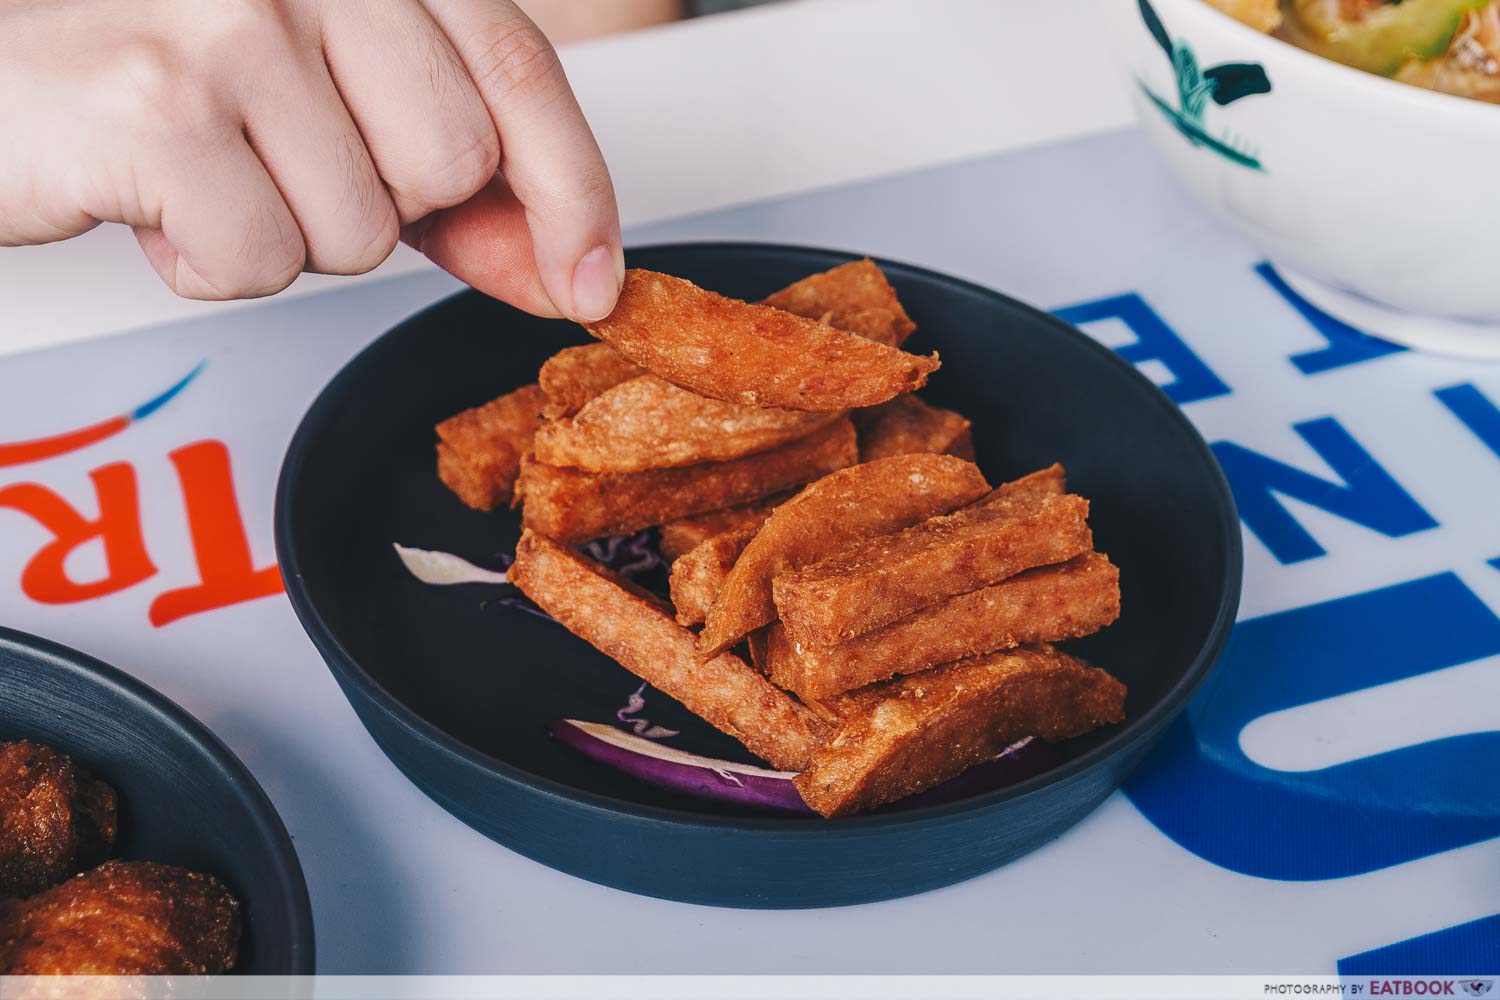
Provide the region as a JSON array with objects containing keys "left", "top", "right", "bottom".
[{"left": 1113, "top": 0, "right": 1500, "bottom": 358}]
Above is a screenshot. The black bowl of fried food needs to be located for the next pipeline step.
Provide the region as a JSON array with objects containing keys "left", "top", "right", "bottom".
[
  {"left": 277, "top": 242, "right": 1240, "bottom": 908},
  {"left": 0, "top": 628, "right": 313, "bottom": 974}
]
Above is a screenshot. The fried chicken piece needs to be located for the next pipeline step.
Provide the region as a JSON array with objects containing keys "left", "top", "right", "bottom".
[
  {"left": 0, "top": 860, "right": 239, "bottom": 975},
  {"left": 0, "top": 741, "right": 117, "bottom": 900}
]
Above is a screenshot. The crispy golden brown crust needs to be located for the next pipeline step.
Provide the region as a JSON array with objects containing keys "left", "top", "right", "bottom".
[
  {"left": 657, "top": 494, "right": 791, "bottom": 563},
  {"left": 534, "top": 262, "right": 915, "bottom": 422},
  {"left": 0, "top": 741, "right": 117, "bottom": 901},
  {"left": 996, "top": 462, "right": 1066, "bottom": 497},
  {"left": 533, "top": 375, "right": 842, "bottom": 473},
  {"left": 745, "top": 626, "right": 772, "bottom": 675},
  {"left": 434, "top": 384, "right": 547, "bottom": 511},
  {"left": 793, "top": 645, "right": 1127, "bottom": 817},
  {"left": 824, "top": 309, "right": 904, "bottom": 347},
  {"left": 854, "top": 395, "right": 974, "bottom": 463},
  {"left": 669, "top": 527, "right": 757, "bottom": 627},
  {"left": 537, "top": 344, "right": 646, "bottom": 420},
  {"left": 518, "top": 418, "right": 857, "bottom": 545},
  {"left": 772, "top": 468, "right": 1091, "bottom": 645},
  {"left": 585, "top": 270, "right": 938, "bottom": 412},
  {"left": 68, "top": 777, "right": 116, "bottom": 875},
  {"left": 947, "top": 430, "right": 976, "bottom": 462},
  {"left": 508, "top": 533, "right": 829, "bottom": 770},
  {"left": 759, "top": 259, "right": 917, "bottom": 348},
  {"left": 698, "top": 454, "right": 992, "bottom": 658},
  {"left": 767, "top": 552, "right": 1120, "bottom": 700},
  {"left": 437, "top": 443, "right": 501, "bottom": 512},
  {"left": 0, "top": 860, "right": 239, "bottom": 975}
]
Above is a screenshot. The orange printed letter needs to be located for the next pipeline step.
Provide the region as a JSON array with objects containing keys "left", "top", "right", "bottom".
[
  {"left": 0, "top": 463, "right": 157, "bottom": 603},
  {"left": 148, "top": 440, "right": 283, "bottom": 627}
]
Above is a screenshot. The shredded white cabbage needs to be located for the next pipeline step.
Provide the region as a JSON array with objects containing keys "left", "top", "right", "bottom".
[{"left": 392, "top": 543, "right": 509, "bottom": 586}]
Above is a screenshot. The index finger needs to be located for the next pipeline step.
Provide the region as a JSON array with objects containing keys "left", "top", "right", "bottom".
[{"left": 419, "top": 0, "right": 623, "bottom": 322}]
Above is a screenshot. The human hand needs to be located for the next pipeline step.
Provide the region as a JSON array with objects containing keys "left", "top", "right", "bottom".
[{"left": 0, "top": 0, "right": 623, "bottom": 321}]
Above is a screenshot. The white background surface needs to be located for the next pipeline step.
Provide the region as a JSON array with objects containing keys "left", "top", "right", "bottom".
[
  {"left": 2, "top": 0, "right": 1496, "bottom": 980},
  {"left": 0, "top": 125, "right": 1495, "bottom": 974},
  {"left": 0, "top": 0, "right": 1134, "bottom": 356}
]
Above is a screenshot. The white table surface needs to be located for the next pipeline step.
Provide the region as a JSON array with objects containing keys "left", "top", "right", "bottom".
[
  {"left": 0, "top": 0, "right": 1135, "bottom": 357},
  {"left": 5, "top": 1, "right": 1500, "bottom": 983}
]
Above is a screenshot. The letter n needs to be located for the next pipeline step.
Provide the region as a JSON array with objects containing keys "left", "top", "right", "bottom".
[{"left": 1211, "top": 417, "right": 1437, "bottom": 564}]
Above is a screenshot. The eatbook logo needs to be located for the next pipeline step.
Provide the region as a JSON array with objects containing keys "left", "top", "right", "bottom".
[
  {"left": 1137, "top": 0, "right": 1273, "bottom": 171},
  {"left": 1462, "top": 983, "right": 1494, "bottom": 997}
]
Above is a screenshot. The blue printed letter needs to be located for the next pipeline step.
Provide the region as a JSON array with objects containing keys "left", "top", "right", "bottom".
[
  {"left": 1054, "top": 293, "right": 1231, "bottom": 405},
  {"left": 1127, "top": 573, "right": 1500, "bottom": 881},
  {"left": 1256, "top": 263, "right": 1406, "bottom": 375},
  {"left": 1435, "top": 382, "right": 1500, "bottom": 460},
  {"left": 1211, "top": 417, "right": 1437, "bottom": 564}
]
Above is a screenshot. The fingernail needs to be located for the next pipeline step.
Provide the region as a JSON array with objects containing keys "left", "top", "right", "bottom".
[{"left": 571, "top": 245, "right": 620, "bottom": 322}]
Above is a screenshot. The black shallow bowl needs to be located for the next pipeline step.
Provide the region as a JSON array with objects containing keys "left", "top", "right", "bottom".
[
  {"left": 276, "top": 242, "right": 1240, "bottom": 908},
  {"left": 0, "top": 628, "right": 314, "bottom": 971}
]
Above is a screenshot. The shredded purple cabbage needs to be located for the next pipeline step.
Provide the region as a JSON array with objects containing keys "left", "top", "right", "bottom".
[
  {"left": 484, "top": 529, "right": 667, "bottom": 622},
  {"left": 548, "top": 710, "right": 1062, "bottom": 816},
  {"left": 408, "top": 533, "right": 1065, "bottom": 814},
  {"left": 615, "top": 683, "right": 679, "bottom": 740},
  {"left": 580, "top": 532, "right": 663, "bottom": 577}
]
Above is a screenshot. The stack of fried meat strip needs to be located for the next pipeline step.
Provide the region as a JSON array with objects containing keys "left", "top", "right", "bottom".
[{"left": 435, "top": 261, "right": 1125, "bottom": 817}]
